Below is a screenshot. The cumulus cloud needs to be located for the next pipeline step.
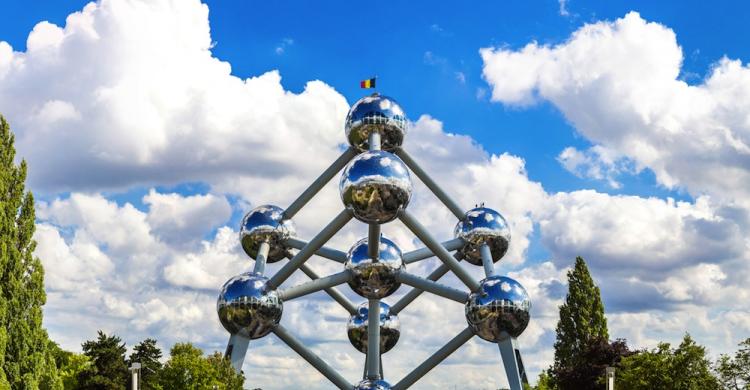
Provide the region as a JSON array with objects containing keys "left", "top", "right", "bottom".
[
  {"left": 481, "top": 12, "right": 750, "bottom": 205},
  {"left": 0, "top": 0, "right": 348, "bottom": 193}
]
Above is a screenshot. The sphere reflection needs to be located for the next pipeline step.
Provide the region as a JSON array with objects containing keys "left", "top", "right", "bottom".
[
  {"left": 345, "top": 237, "right": 404, "bottom": 299},
  {"left": 465, "top": 275, "right": 530, "bottom": 342},
  {"left": 454, "top": 207, "right": 511, "bottom": 265},
  {"left": 347, "top": 301, "right": 400, "bottom": 354},
  {"left": 345, "top": 93, "right": 407, "bottom": 152},
  {"left": 217, "top": 273, "right": 282, "bottom": 339},
  {"left": 354, "top": 379, "right": 393, "bottom": 390},
  {"left": 240, "top": 205, "right": 295, "bottom": 263},
  {"left": 340, "top": 151, "right": 412, "bottom": 224}
]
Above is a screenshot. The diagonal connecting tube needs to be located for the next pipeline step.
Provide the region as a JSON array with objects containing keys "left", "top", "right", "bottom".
[
  {"left": 396, "top": 271, "right": 468, "bottom": 304},
  {"left": 298, "top": 264, "right": 358, "bottom": 315},
  {"left": 395, "top": 148, "right": 465, "bottom": 221},
  {"left": 277, "top": 270, "right": 352, "bottom": 301},
  {"left": 268, "top": 209, "right": 353, "bottom": 289},
  {"left": 392, "top": 327, "right": 475, "bottom": 390},
  {"left": 284, "top": 147, "right": 357, "bottom": 219},
  {"left": 273, "top": 325, "right": 354, "bottom": 390},
  {"left": 399, "top": 211, "right": 480, "bottom": 292}
]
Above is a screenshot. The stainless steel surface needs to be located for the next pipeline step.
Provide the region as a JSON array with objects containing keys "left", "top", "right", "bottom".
[
  {"left": 217, "top": 273, "right": 282, "bottom": 340},
  {"left": 354, "top": 379, "right": 393, "bottom": 390},
  {"left": 268, "top": 209, "right": 353, "bottom": 288},
  {"left": 224, "top": 333, "right": 250, "bottom": 372},
  {"left": 346, "top": 236, "right": 404, "bottom": 299},
  {"left": 402, "top": 237, "right": 465, "bottom": 264},
  {"left": 391, "top": 327, "right": 475, "bottom": 390},
  {"left": 347, "top": 301, "right": 400, "bottom": 355},
  {"left": 346, "top": 94, "right": 407, "bottom": 152},
  {"left": 465, "top": 275, "right": 530, "bottom": 342},
  {"left": 286, "top": 237, "right": 347, "bottom": 263},
  {"left": 394, "top": 148, "right": 465, "bottom": 220},
  {"left": 240, "top": 205, "right": 296, "bottom": 263},
  {"left": 299, "top": 263, "right": 358, "bottom": 315},
  {"left": 277, "top": 270, "right": 352, "bottom": 301},
  {"left": 399, "top": 211, "right": 480, "bottom": 292},
  {"left": 284, "top": 147, "right": 357, "bottom": 219},
  {"left": 272, "top": 325, "right": 354, "bottom": 390},
  {"left": 396, "top": 271, "right": 468, "bottom": 304},
  {"left": 340, "top": 150, "right": 412, "bottom": 224},
  {"left": 454, "top": 207, "right": 511, "bottom": 266}
]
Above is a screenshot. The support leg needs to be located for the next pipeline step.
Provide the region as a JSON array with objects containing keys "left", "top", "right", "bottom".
[
  {"left": 366, "top": 298, "right": 381, "bottom": 379},
  {"left": 498, "top": 337, "right": 527, "bottom": 390},
  {"left": 224, "top": 333, "right": 251, "bottom": 373}
]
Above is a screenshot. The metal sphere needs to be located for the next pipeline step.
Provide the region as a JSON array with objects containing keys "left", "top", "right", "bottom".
[
  {"left": 347, "top": 302, "right": 400, "bottom": 354},
  {"left": 354, "top": 379, "right": 393, "bottom": 390},
  {"left": 346, "top": 237, "right": 404, "bottom": 299},
  {"left": 465, "top": 275, "right": 530, "bottom": 342},
  {"left": 454, "top": 207, "right": 511, "bottom": 265},
  {"left": 240, "top": 205, "right": 295, "bottom": 263},
  {"left": 345, "top": 93, "right": 407, "bottom": 152},
  {"left": 340, "top": 151, "right": 412, "bottom": 224},
  {"left": 217, "top": 273, "right": 282, "bottom": 340}
]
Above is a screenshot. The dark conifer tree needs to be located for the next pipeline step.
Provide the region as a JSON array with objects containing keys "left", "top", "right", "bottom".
[{"left": 78, "top": 331, "right": 129, "bottom": 390}]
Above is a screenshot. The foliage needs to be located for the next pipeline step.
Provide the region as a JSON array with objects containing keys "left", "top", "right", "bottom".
[
  {"left": 550, "top": 257, "right": 609, "bottom": 389},
  {"left": 551, "top": 337, "right": 632, "bottom": 390},
  {"left": 158, "top": 343, "right": 243, "bottom": 390},
  {"left": 534, "top": 371, "right": 553, "bottom": 390},
  {"left": 0, "top": 115, "right": 61, "bottom": 389},
  {"left": 617, "top": 333, "right": 719, "bottom": 390},
  {"left": 77, "top": 331, "right": 129, "bottom": 390},
  {"left": 714, "top": 338, "right": 750, "bottom": 390},
  {"left": 129, "top": 338, "right": 163, "bottom": 390}
]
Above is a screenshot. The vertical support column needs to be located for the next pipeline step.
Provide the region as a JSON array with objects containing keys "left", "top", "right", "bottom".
[
  {"left": 225, "top": 333, "right": 251, "bottom": 373},
  {"left": 366, "top": 298, "right": 381, "bottom": 379},
  {"left": 606, "top": 367, "right": 616, "bottom": 390},
  {"left": 253, "top": 241, "right": 270, "bottom": 275},
  {"left": 498, "top": 337, "right": 525, "bottom": 390},
  {"left": 480, "top": 244, "right": 496, "bottom": 278},
  {"left": 129, "top": 363, "right": 140, "bottom": 390},
  {"left": 368, "top": 224, "right": 381, "bottom": 259}
]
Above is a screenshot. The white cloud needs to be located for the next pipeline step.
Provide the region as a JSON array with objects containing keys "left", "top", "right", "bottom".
[
  {"left": 0, "top": 0, "right": 348, "bottom": 193},
  {"left": 481, "top": 12, "right": 750, "bottom": 206}
]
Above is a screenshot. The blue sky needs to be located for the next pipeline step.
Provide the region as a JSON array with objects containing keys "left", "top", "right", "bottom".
[{"left": 2, "top": 1, "right": 750, "bottom": 388}]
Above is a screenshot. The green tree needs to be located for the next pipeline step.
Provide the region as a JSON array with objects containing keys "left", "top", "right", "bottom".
[
  {"left": 715, "top": 338, "right": 750, "bottom": 390},
  {"left": 158, "top": 343, "right": 243, "bottom": 390},
  {"left": 550, "top": 257, "right": 609, "bottom": 389},
  {"left": 129, "top": 338, "right": 163, "bottom": 390},
  {"left": 0, "top": 116, "right": 61, "bottom": 389},
  {"left": 618, "top": 333, "right": 719, "bottom": 390},
  {"left": 77, "top": 331, "right": 129, "bottom": 390}
]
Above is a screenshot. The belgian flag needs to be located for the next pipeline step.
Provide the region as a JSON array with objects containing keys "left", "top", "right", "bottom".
[{"left": 360, "top": 77, "right": 376, "bottom": 89}]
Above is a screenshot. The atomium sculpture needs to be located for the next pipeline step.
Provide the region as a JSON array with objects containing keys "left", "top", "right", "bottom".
[{"left": 217, "top": 93, "right": 531, "bottom": 389}]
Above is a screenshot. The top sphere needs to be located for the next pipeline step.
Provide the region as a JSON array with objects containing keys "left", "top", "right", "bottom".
[
  {"left": 465, "top": 275, "right": 530, "bottom": 342},
  {"left": 345, "top": 93, "right": 407, "bottom": 152},
  {"left": 340, "top": 151, "right": 412, "bottom": 224},
  {"left": 454, "top": 207, "right": 511, "bottom": 265},
  {"left": 240, "top": 205, "right": 295, "bottom": 263}
]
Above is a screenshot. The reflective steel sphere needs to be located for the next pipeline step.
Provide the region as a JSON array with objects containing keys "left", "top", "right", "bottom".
[
  {"left": 465, "top": 275, "right": 530, "bottom": 342},
  {"left": 455, "top": 207, "right": 511, "bottom": 265},
  {"left": 345, "top": 93, "right": 407, "bottom": 152},
  {"left": 354, "top": 379, "right": 393, "bottom": 390},
  {"left": 340, "top": 151, "right": 412, "bottom": 224},
  {"left": 347, "top": 302, "right": 400, "bottom": 354},
  {"left": 346, "top": 237, "right": 404, "bottom": 298},
  {"left": 240, "top": 205, "right": 295, "bottom": 263},
  {"left": 217, "top": 273, "right": 282, "bottom": 339}
]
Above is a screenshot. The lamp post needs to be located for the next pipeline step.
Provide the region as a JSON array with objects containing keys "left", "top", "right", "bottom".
[
  {"left": 606, "top": 366, "right": 616, "bottom": 390},
  {"left": 129, "top": 362, "right": 141, "bottom": 390}
]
